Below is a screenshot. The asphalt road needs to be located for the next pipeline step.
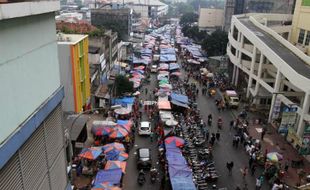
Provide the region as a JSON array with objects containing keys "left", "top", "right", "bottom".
[
  {"left": 123, "top": 73, "right": 161, "bottom": 190},
  {"left": 123, "top": 62, "right": 270, "bottom": 190}
]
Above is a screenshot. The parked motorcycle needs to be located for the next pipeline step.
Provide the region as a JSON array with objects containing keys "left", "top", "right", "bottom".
[{"left": 137, "top": 170, "right": 146, "bottom": 185}]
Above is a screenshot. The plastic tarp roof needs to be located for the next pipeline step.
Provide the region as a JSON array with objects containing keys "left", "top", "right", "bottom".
[
  {"left": 170, "top": 177, "right": 196, "bottom": 190},
  {"left": 169, "top": 63, "right": 180, "bottom": 70},
  {"left": 171, "top": 93, "right": 189, "bottom": 104},
  {"left": 157, "top": 100, "right": 171, "bottom": 110},
  {"left": 112, "top": 97, "right": 135, "bottom": 106},
  {"left": 168, "top": 165, "right": 193, "bottom": 178},
  {"left": 160, "top": 48, "right": 176, "bottom": 55},
  {"left": 160, "top": 54, "right": 177, "bottom": 62},
  {"left": 132, "top": 56, "right": 148, "bottom": 65},
  {"left": 140, "top": 48, "right": 152, "bottom": 55},
  {"left": 171, "top": 100, "right": 190, "bottom": 109},
  {"left": 94, "top": 169, "right": 122, "bottom": 185}
]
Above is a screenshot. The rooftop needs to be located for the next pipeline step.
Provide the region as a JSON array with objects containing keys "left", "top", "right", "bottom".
[
  {"left": 0, "top": 1, "right": 60, "bottom": 21},
  {"left": 57, "top": 33, "right": 88, "bottom": 45}
]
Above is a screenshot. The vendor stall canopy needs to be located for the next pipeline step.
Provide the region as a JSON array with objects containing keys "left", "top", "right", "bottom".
[{"left": 111, "top": 97, "right": 135, "bottom": 106}]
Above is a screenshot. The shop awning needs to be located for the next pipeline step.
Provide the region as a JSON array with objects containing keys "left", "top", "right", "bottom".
[
  {"left": 64, "top": 114, "right": 88, "bottom": 141},
  {"left": 157, "top": 100, "right": 171, "bottom": 110},
  {"left": 171, "top": 93, "right": 189, "bottom": 104},
  {"left": 94, "top": 169, "right": 122, "bottom": 185}
]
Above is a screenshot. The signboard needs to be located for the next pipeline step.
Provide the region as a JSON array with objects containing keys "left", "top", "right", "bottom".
[
  {"left": 300, "top": 122, "right": 310, "bottom": 155},
  {"left": 278, "top": 106, "right": 298, "bottom": 134},
  {"left": 271, "top": 97, "right": 281, "bottom": 120}
]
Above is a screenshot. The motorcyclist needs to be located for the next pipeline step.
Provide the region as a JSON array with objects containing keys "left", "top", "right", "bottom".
[
  {"left": 150, "top": 167, "right": 158, "bottom": 182},
  {"left": 138, "top": 169, "right": 146, "bottom": 184}
]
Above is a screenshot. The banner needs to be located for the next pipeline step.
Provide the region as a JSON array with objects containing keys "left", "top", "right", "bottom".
[
  {"left": 272, "top": 97, "right": 281, "bottom": 120},
  {"left": 278, "top": 106, "right": 298, "bottom": 134}
]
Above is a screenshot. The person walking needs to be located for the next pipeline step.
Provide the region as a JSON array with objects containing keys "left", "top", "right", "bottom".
[
  {"left": 255, "top": 177, "right": 262, "bottom": 190},
  {"left": 216, "top": 131, "right": 220, "bottom": 141},
  {"left": 226, "top": 161, "right": 234, "bottom": 175},
  {"left": 251, "top": 164, "right": 257, "bottom": 176},
  {"left": 249, "top": 156, "right": 254, "bottom": 168},
  {"left": 261, "top": 128, "right": 266, "bottom": 140},
  {"left": 230, "top": 120, "right": 234, "bottom": 131},
  {"left": 241, "top": 166, "right": 248, "bottom": 180}
]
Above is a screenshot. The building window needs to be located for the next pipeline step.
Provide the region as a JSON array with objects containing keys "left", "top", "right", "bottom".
[
  {"left": 298, "top": 29, "right": 305, "bottom": 44},
  {"left": 305, "top": 31, "right": 310, "bottom": 46}
]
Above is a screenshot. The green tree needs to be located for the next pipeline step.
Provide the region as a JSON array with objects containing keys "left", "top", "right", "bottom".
[
  {"left": 115, "top": 75, "right": 134, "bottom": 96},
  {"left": 202, "top": 29, "right": 228, "bottom": 56},
  {"left": 180, "top": 12, "right": 198, "bottom": 26}
]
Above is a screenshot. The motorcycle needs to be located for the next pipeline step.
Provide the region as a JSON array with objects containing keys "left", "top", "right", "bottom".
[
  {"left": 150, "top": 168, "right": 158, "bottom": 184},
  {"left": 137, "top": 170, "right": 146, "bottom": 185}
]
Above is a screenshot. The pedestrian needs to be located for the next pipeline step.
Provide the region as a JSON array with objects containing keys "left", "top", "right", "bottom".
[
  {"left": 230, "top": 120, "right": 234, "bottom": 131},
  {"left": 236, "top": 136, "right": 240, "bottom": 148},
  {"left": 284, "top": 160, "right": 289, "bottom": 172},
  {"left": 249, "top": 156, "right": 254, "bottom": 168},
  {"left": 145, "top": 88, "right": 148, "bottom": 95},
  {"left": 241, "top": 166, "right": 248, "bottom": 180},
  {"left": 251, "top": 164, "right": 257, "bottom": 176},
  {"left": 196, "top": 88, "right": 199, "bottom": 95},
  {"left": 261, "top": 128, "right": 266, "bottom": 140},
  {"left": 216, "top": 131, "right": 220, "bottom": 141},
  {"left": 255, "top": 177, "right": 262, "bottom": 190},
  {"left": 150, "top": 130, "right": 154, "bottom": 142}
]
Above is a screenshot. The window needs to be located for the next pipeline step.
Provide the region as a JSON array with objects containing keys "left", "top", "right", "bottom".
[
  {"left": 298, "top": 29, "right": 305, "bottom": 44},
  {"left": 305, "top": 31, "right": 310, "bottom": 46}
]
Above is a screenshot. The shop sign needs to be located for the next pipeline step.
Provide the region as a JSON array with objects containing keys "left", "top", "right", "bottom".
[{"left": 279, "top": 106, "right": 298, "bottom": 134}]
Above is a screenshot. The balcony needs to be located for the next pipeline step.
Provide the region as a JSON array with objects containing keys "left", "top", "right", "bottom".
[{"left": 0, "top": 1, "right": 59, "bottom": 21}]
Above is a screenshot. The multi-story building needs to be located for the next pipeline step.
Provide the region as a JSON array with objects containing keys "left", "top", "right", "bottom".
[
  {"left": 58, "top": 34, "right": 91, "bottom": 113},
  {"left": 224, "top": 0, "right": 296, "bottom": 31},
  {"left": 226, "top": 0, "right": 310, "bottom": 156},
  {"left": 198, "top": 8, "right": 224, "bottom": 32},
  {"left": 0, "top": 1, "right": 69, "bottom": 190},
  {"left": 91, "top": 7, "right": 132, "bottom": 41}
]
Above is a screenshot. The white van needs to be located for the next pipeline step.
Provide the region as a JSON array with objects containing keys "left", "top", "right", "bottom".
[{"left": 138, "top": 121, "right": 151, "bottom": 135}]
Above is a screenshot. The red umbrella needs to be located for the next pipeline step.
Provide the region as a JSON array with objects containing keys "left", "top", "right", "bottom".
[{"left": 165, "top": 136, "right": 185, "bottom": 147}]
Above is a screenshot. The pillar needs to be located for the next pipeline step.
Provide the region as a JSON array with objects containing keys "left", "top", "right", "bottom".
[
  {"left": 234, "top": 67, "right": 239, "bottom": 86},
  {"left": 247, "top": 47, "right": 257, "bottom": 98},
  {"left": 297, "top": 92, "right": 310, "bottom": 137},
  {"left": 232, "top": 65, "right": 236, "bottom": 84},
  {"left": 254, "top": 53, "right": 264, "bottom": 95},
  {"left": 268, "top": 70, "right": 283, "bottom": 123}
]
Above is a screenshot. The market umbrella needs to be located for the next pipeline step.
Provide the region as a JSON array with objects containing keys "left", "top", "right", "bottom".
[
  {"left": 159, "top": 80, "right": 169, "bottom": 85},
  {"left": 109, "top": 127, "right": 129, "bottom": 139},
  {"left": 165, "top": 136, "right": 185, "bottom": 148},
  {"left": 79, "top": 147, "right": 102, "bottom": 160},
  {"left": 94, "top": 126, "right": 114, "bottom": 136},
  {"left": 92, "top": 183, "right": 121, "bottom": 190},
  {"left": 165, "top": 119, "right": 178, "bottom": 126},
  {"left": 266, "top": 152, "right": 283, "bottom": 162},
  {"left": 102, "top": 142, "right": 126, "bottom": 153},
  {"left": 117, "top": 120, "right": 133, "bottom": 132},
  {"left": 114, "top": 108, "right": 131, "bottom": 115},
  {"left": 170, "top": 71, "right": 182, "bottom": 76},
  {"left": 159, "top": 83, "right": 172, "bottom": 89},
  {"left": 106, "top": 150, "right": 129, "bottom": 161},
  {"left": 104, "top": 161, "right": 127, "bottom": 173}
]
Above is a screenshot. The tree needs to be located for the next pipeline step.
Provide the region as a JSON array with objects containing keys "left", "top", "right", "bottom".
[
  {"left": 180, "top": 12, "right": 198, "bottom": 26},
  {"left": 115, "top": 75, "right": 134, "bottom": 97},
  {"left": 202, "top": 29, "right": 228, "bottom": 56}
]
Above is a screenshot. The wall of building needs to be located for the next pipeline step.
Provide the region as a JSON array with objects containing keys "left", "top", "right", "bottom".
[
  {"left": 71, "top": 38, "right": 91, "bottom": 113},
  {"left": 198, "top": 8, "right": 224, "bottom": 29},
  {"left": 58, "top": 45, "right": 75, "bottom": 112},
  {"left": 0, "top": 13, "right": 61, "bottom": 144},
  {"left": 291, "top": 0, "right": 310, "bottom": 54}
]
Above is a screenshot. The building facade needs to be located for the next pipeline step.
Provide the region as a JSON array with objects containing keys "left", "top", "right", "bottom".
[
  {"left": 91, "top": 8, "right": 132, "bottom": 41},
  {"left": 0, "top": 2, "right": 69, "bottom": 190},
  {"left": 198, "top": 8, "right": 224, "bottom": 31},
  {"left": 58, "top": 34, "right": 91, "bottom": 113},
  {"left": 290, "top": 0, "right": 310, "bottom": 54},
  {"left": 224, "top": 0, "right": 296, "bottom": 31},
  {"left": 227, "top": 4, "right": 310, "bottom": 156}
]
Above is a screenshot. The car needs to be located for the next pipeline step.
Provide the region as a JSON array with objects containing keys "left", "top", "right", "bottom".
[
  {"left": 151, "top": 65, "right": 157, "bottom": 73},
  {"left": 136, "top": 148, "right": 152, "bottom": 169},
  {"left": 138, "top": 121, "right": 151, "bottom": 135}
]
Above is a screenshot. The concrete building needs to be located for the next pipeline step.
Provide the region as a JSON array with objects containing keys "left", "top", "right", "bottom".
[
  {"left": 0, "top": 1, "right": 69, "bottom": 190},
  {"left": 91, "top": 7, "right": 132, "bottom": 41},
  {"left": 290, "top": 0, "right": 310, "bottom": 54},
  {"left": 58, "top": 34, "right": 91, "bottom": 113},
  {"left": 224, "top": 0, "right": 296, "bottom": 31},
  {"left": 198, "top": 8, "right": 224, "bottom": 31},
  {"left": 226, "top": 0, "right": 310, "bottom": 156}
]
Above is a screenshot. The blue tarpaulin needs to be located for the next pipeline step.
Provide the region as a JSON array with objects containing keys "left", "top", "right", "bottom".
[
  {"left": 132, "top": 56, "right": 148, "bottom": 65},
  {"left": 160, "top": 54, "right": 177, "bottom": 62},
  {"left": 160, "top": 48, "right": 175, "bottom": 54},
  {"left": 117, "top": 120, "right": 129, "bottom": 125},
  {"left": 170, "top": 177, "right": 196, "bottom": 190},
  {"left": 168, "top": 165, "right": 193, "bottom": 178},
  {"left": 171, "top": 100, "right": 190, "bottom": 109},
  {"left": 140, "top": 48, "right": 152, "bottom": 54},
  {"left": 112, "top": 97, "right": 135, "bottom": 106},
  {"left": 169, "top": 63, "right": 180, "bottom": 70},
  {"left": 94, "top": 169, "right": 122, "bottom": 185},
  {"left": 171, "top": 93, "right": 189, "bottom": 104}
]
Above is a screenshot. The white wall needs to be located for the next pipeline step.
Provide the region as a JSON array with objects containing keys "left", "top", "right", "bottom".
[{"left": 0, "top": 13, "right": 61, "bottom": 144}]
